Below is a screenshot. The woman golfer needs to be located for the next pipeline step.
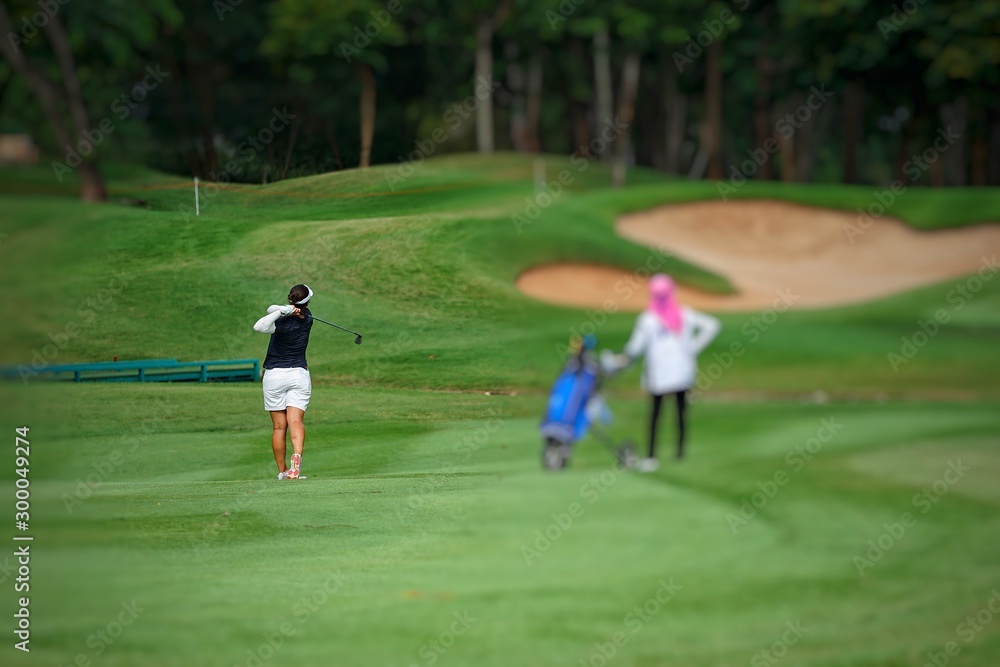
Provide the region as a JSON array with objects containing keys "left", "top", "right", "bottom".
[
  {"left": 253, "top": 284, "right": 314, "bottom": 480},
  {"left": 618, "top": 274, "right": 720, "bottom": 471}
]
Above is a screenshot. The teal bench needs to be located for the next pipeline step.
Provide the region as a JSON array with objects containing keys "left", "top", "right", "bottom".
[{"left": 1, "top": 358, "right": 260, "bottom": 383}]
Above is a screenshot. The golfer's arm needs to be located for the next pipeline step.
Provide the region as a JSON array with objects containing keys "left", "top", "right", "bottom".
[
  {"left": 622, "top": 317, "right": 648, "bottom": 362},
  {"left": 689, "top": 311, "right": 721, "bottom": 354},
  {"left": 253, "top": 307, "right": 283, "bottom": 334}
]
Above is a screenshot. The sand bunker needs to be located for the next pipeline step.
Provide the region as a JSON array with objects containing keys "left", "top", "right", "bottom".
[{"left": 516, "top": 200, "right": 1000, "bottom": 311}]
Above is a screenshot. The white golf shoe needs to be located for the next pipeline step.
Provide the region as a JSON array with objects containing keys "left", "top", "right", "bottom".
[{"left": 636, "top": 457, "right": 660, "bottom": 473}]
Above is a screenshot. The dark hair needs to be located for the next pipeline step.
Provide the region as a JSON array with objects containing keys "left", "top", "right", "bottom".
[{"left": 288, "top": 284, "right": 309, "bottom": 304}]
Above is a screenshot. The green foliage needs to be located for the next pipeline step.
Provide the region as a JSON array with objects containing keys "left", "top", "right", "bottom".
[
  {"left": 263, "top": 0, "right": 408, "bottom": 69},
  {"left": 1, "top": 0, "right": 998, "bottom": 186},
  {"left": 915, "top": 1, "right": 1000, "bottom": 86}
]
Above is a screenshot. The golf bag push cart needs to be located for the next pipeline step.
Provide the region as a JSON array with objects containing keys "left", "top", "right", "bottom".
[{"left": 539, "top": 336, "right": 637, "bottom": 471}]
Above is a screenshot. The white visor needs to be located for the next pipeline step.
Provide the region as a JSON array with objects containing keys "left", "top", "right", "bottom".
[{"left": 294, "top": 286, "right": 313, "bottom": 305}]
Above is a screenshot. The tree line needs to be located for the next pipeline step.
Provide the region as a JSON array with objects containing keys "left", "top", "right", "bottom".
[{"left": 1, "top": 0, "right": 997, "bottom": 200}]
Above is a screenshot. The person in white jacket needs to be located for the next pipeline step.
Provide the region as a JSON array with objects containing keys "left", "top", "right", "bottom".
[{"left": 619, "top": 274, "right": 720, "bottom": 471}]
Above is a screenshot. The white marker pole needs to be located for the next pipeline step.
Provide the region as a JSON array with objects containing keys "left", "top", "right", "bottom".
[{"left": 194, "top": 176, "right": 200, "bottom": 216}]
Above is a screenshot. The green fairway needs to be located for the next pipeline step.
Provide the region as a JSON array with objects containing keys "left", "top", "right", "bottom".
[
  {"left": 1, "top": 154, "right": 999, "bottom": 397},
  {"left": 1, "top": 383, "right": 999, "bottom": 667},
  {"left": 1, "top": 155, "right": 999, "bottom": 666}
]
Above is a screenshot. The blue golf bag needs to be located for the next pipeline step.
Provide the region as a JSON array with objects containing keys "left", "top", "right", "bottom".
[
  {"left": 540, "top": 358, "right": 601, "bottom": 448},
  {"left": 539, "top": 341, "right": 635, "bottom": 471}
]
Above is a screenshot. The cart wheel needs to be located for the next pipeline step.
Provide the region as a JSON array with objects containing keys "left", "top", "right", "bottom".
[
  {"left": 616, "top": 440, "right": 638, "bottom": 469},
  {"left": 542, "top": 438, "right": 570, "bottom": 471}
]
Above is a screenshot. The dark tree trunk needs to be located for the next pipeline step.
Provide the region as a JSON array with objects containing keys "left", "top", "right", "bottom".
[
  {"left": 796, "top": 90, "right": 832, "bottom": 182},
  {"left": 475, "top": 14, "right": 495, "bottom": 154},
  {"left": 753, "top": 54, "right": 774, "bottom": 180},
  {"left": 505, "top": 41, "right": 529, "bottom": 152},
  {"left": 612, "top": 52, "right": 641, "bottom": 188},
  {"left": 704, "top": 40, "right": 724, "bottom": 179},
  {"left": 971, "top": 136, "right": 987, "bottom": 186},
  {"left": 354, "top": 63, "right": 377, "bottom": 167},
  {"left": 635, "top": 65, "right": 659, "bottom": 169},
  {"left": 39, "top": 18, "right": 89, "bottom": 142},
  {"left": 689, "top": 120, "right": 709, "bottom": 179},
  {"left": 968, "top": 103, "right": 988, "bottom": 186},
  {"left": 566, "top": 38, "right": 591, "bottom": 155},
  {"left": 184, "top": 27, "right": 219, "bottom": 177},
  {"left": 939, "top": 97, "right": 968, "bottom": 186},
  {"left": 0, "top": 5, "right": 107, "bottom": 201},
  {"left": 929, "top": 156, "right": 945, "bottom": 186},
  {"left": 0, "top": 24, "right": 71, "bottom": 150},
  {"left": 774, "top": 98, "right": 796, "bottom": 182},
  {"left": 662, "top": 56, "right": 687, "bottom": 175},
  {"left": 0, "top": 72, "right": 9, "bottom": 107},
  {"left": 78, "top": 162, "right": 107, "bottom": 201},
  {"left": 572, "top": 100, "right": 592, "bottom": 156},
  {"left": 893, "top": 120, "right": 915, "bottom": 184},
  {"left": 842, "top": 81, "right": 864, "bottom": 184},
  {"left": 159, "top": 33, "right": 201, "bottom": 177},
  {"left": 265, "top": 139, "right": 275, "bottom": 184},
  {"left": 524, "top": 52, "right": 543, "bottom": 153},
  {"left": 989, "top": 109, "right": 1000, "bottom": 186},
  {"left": 323, "top": 124, "right": 344, "bottom": 170},
  {"left": 592, "top": 26, "right": 613, "bottom": 162},
  {"left": 281, "top": 110, "right": 300, "bottom": 180}
]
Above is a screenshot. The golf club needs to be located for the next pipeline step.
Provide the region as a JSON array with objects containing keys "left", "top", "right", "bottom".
[{"left": 310, "top": 316, "right": 363, "bottom": 344}]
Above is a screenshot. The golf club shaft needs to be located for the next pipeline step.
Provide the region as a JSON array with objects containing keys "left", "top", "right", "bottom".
[{"left": 311, "top": 316, "right": 362, "bottom": 338}]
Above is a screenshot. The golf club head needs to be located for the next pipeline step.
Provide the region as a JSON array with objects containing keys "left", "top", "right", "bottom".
[{"left": 354, "top": 335, "right": 363, "bottom": 345}]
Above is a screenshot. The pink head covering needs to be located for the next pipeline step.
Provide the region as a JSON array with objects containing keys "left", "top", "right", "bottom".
[{"left": 648, "top": 274, "right": 683, "bottom": 333}]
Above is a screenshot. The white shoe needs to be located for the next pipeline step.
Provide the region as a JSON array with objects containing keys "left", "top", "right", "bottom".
[
  {"left": 637, "top": 457, "right": 660, "bottom": 473},
  {"left": 277, "top": 471, "right": 290, "bottom": 480}
]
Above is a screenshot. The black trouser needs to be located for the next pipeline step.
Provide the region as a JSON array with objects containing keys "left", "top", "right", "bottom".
[{"left": 649, "top": 391, "right": 688, "bottom": 459}]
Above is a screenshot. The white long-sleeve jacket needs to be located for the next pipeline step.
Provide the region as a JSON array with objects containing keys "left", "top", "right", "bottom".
[
  {"left": 253, "top": 305, "right": 290, "bottom": 334},
  {"left": 623, "top": 307, "right": 721, "bottom": 394}
]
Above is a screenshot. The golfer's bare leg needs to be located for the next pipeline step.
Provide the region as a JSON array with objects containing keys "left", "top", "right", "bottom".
[
  {"left": 286, "top": 407, "right": 306, "bottom": 456},
  {"left": 269, "top": 410, "right": 288, "bottom": 472}
]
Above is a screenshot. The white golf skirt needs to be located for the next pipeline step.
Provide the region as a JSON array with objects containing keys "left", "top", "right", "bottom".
[{"left": 262, "top": 367, "right": 311, "bottom": 411}]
